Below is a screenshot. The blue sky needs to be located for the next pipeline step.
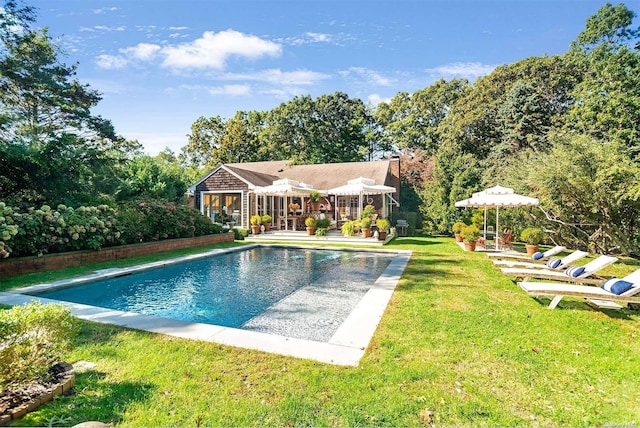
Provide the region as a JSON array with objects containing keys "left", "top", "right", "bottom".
[{"left": 29, "top": 0, "right": 622, "bottom": 155}]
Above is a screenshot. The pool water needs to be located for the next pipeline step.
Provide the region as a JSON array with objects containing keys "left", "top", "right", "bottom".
[{"left": 35, "top": 247, "right": 394, "bottom": 336}]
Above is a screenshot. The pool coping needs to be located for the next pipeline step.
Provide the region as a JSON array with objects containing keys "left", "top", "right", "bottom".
[{"left": 0, "top": 244, "right": 412, "bottom": 366}]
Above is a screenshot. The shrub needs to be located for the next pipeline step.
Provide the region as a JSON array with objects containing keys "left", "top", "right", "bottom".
[
  {"left": 305, "top": 216, "right": 317, "bottom": 228},
  {"left": 250, "top": 215, "right": 262, "bottom": 226},
  {"left": 361, "top": 217, "right": 372, "bottom": 229},
  {"left": 460, "top": 225, "right": 481, "bottom": 242},
  {"left": 315, "top": 218, "right": 331, "bottom": 229},
  {"left": 452, "top": 221, "right": 466, "bottom": 234},
  {"left": 261, "top": 214, "right": 272, "bottom": 224},
  {"left": 0, "top": 302, "right": 78, "bottom": 395},
  {"left": 520, "top": 227, "right": 544, "bottom": 245},
  {"left": 360, "top": 205, "right": 376, "bottom": 219},
  {"left": 341, "top": 220, "right": 357, "bottom": 236},
  {"left": 376, "top": 218, "right": 391, "bottom": 232},
  {"left": 232, "top": 228, "right": 249, "bottom": 240},
  {"left": 309, "top": 191, "right": 322, "bottom": 203}
]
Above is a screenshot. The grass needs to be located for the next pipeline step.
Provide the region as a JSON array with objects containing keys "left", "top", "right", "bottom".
[{"left": 4, "top": 236, "right": 640, "bottom": 426}]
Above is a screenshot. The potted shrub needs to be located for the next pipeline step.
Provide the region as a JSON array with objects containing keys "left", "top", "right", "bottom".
[
  {"left": 341, "top": 220, "right": 356, "bottom": 236},
  {"left": 360, "top": 216, "right": 372, "bottom": 238},
  {"left": 460, "top": 224, "right": 481, "bottom": 251},
  {"left": 260, "top": 214, "right": 272, "bottom": 231},
  {"left": 452, "top": 221, "right": 466, "bottom": 242},
  {"left": 520, "top": 227, "right": 544, "bottom": 255},
  {"left": 315, "top": 218, "right": 331, "bottom": 230},
  {"left": 305, "top": 216, "right": 317, "bottom": 235},
  {"left": 360, "top": 204, "right": 376, "bottom": 220},
  {"left": 309, "top": 191, "right": 322, "bottom": 212},
  {"left": 376, "top": 218, "right": 391, "bottom": 241},
  {"left": 250, "top": 215, "right": 262, "bottom": 235}
]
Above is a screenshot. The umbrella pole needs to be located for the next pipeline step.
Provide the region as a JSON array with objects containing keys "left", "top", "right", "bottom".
[
  {"left": 483, "top": 207, "right": 487, "bottom": 239},
  {"left": 495, "top": 207, "right": 500, "bottom": 250}
]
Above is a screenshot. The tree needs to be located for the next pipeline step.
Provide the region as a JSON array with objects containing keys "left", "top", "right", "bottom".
[
  {"left": 0, "top": 1, "right": 136, "bottom": 205},
  {"left": 375, "top": 79, "right": 470, "bottom": 156},
  {"left": 181, "top": 115, "right": 226, "bottom": 170}
]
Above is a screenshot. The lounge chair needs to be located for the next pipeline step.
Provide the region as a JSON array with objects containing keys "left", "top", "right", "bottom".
[
  {"left": 497, "top": 229, "right": 513, "bottom": 250},
  {"left": 493, "top": 249, "right": 587, "bottom": 269},
  {"left": 486, "top": 245, "right": 566, "bottom": 261},
  {"left": 500, "top": 254, "right": 618, "bottom": 284},
  {"left": 518, "top": 268, "right": 640, "bottom": 309}
]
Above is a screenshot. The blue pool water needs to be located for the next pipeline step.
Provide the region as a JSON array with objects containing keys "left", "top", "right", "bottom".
[{"left": 35, "top": 247, "right": 394, "bottom": 332}]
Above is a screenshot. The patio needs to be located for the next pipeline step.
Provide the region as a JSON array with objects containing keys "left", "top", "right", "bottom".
[{"left": 245, "top": 228, "right": 394, "bottom": 246}]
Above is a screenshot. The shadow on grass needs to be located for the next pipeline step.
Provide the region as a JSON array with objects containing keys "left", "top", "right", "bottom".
[
  {"left": 24, "top": 370, "right": 156, "bottom": 427},
  {"left": 532, "top": 296, "right": 637, "bottom": 319}
]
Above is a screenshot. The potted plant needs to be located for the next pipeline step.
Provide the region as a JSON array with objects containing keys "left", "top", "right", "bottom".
[
  {"left": 305, "top": 216, "right": 317, "bottom": 235},
  {"left": 460, "top": 225, "right": 481, "bottom": 251},
  {"left": 250, "top": 215, "right": 262, "bottom": 235},
  {"left": 360, "top": 204, "right": 376, "bottom": 220},
  {"left": 376, "top": 218, "right": 391, "bottom": 241},
  {"left": 309, "top": 191, "right": 322, "bottom": 212},
  {"left": 452, "top": 221, "right": 466, "bottom": 242},
  {"left": 316, "top": 218, "right": 331, "bottom": 230},
  {"left": 260, "top": 214, "right": 272, "bottom": 231},
  {"left": 341, "top": 220, "right": 356, "bottom": 236},
  {"left": 360, "top": 216, "right": 372, "bottom": 238},
  {"left": 520, "top": 227, "right": 544, "bottom": 255}
]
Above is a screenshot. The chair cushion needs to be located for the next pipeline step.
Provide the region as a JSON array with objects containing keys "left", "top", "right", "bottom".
[
  {"left": 546, "top": 258, "right": 561, "bottom": 269},
  {"left": 601, "top": 278, "right": 634, "bottom": 295},
  {"left": 565, "top": 266, "right": 586, "bottom": 277},
  {"left": 531, "top": 251, "right": 544, "bottom": 260}
]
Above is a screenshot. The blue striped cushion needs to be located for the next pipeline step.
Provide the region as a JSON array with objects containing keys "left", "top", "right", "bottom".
[
  {"left": 601, "top": 278, "right": 634, "bottom": 295},
  {"left": 531, "top": 251, "right": 544, "bottom": 260},
  {"left": 565, "top": 266, "right": 585, "bottom": 278},
  {"left": 546, "top": 258, "right": 561, "bottom": 269}
]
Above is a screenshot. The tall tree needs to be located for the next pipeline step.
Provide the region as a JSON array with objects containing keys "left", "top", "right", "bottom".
[{"left": 0, "top": 1, "right": 135, "bottom": 205}]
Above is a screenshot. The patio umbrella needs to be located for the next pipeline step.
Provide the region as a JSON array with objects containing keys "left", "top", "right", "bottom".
[
  {"left": 454, "top": 185, "right": 539, "bottom": 250},
  {"left": 254, "top": 179, "right": 318, "bottom": 230},
  {"left": 327, "top": 177, "right": 396, "bottom": 219}
]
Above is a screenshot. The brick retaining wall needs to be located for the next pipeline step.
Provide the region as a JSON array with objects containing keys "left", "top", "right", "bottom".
[{"left": 0, "top": 232, "right": 235, "bottom": 279}]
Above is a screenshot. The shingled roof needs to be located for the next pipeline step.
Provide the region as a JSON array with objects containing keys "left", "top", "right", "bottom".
[{"left": 221, "top": 159, "right": 393, "bottom": 190}]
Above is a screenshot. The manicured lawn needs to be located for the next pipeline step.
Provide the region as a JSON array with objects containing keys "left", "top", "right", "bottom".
[{"left": 4, "top": 237, "right": 640, "bottom": 426}]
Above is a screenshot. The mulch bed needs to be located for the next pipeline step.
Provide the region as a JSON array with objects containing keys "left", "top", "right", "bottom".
[{"left": 1, "top": 362, "right": 74, "bottom": 425}]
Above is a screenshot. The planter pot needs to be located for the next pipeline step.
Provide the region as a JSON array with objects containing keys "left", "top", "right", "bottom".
[
  {"left": 263, "top": 223, "right": 271, "bottom": 232},
  {"left": 378, "top": 231, "right": 388, "bottom": 241},
  {"left": 310, "top": 202, "right": 321, "bottom": 212},
  {"left": 362, "top": 228, "right": 371, "bottom": 238},
  {"left": 464, "top": 241, "right": 477, "bottom": 251},
  {"left": 455, "top": 233, "right": 463, "bottom": 242},
  {"left": 307, "top": 227, "right": 316, "bottom": 236},
  {"left": 525, "top": 244, "right": 539, "bottom": 255},
  {"left": 250, "top": 225, "right": 261, "bottom": 235}
]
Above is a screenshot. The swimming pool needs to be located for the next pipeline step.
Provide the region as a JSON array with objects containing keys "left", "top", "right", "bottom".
[
  {"left": 1, "top": 244, "right": 412, "bottom": 365},
  {"left": 33, "top": 246, "right": 394, "bottom": 341}
]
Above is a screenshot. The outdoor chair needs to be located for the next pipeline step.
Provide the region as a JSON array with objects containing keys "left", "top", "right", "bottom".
[
  {"left": 497, "top": 229, "right": 513, "bottom": 250},
  {"left": 493, "top": 249, "right": 587, "bottom": 269},
  {"left": 500, "top": 254, "right": 618, "bottom": 285},
  {"left": 486, "top": 245, "right": 566, "bottom": 262},
  {"left": 518, "top": 267, "right": 640, "bottom": 310}
]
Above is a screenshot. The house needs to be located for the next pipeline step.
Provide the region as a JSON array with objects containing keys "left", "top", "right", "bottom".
[{"left": 188, "top": 158, "right": 400, "bottom": 230}]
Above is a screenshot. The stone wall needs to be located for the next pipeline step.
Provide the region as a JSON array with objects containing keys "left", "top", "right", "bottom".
[{"left": 0, "top": 232, "right": 235, "bottom": 279}]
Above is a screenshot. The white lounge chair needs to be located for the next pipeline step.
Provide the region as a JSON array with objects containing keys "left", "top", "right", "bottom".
[
  {"left": 518, "top": 268, "right": 640, "bottom": 309},
  {"left": 493, "top": 249, "right": 588, "bottom": 269},
  {"left": 500, "top": 255, "right": 618, "bottom": 284},
  {"left": 486, "top": 245, "right": 566, "bottom": 262}
]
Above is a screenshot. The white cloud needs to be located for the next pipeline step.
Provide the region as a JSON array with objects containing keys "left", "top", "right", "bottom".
[
  {"left": 282, "top": 31, "right": 341, "bottom": 46},
  {"left": 161, "top": 30, "right": 282, "bottom": 69},
  {"left": 368, "top": 93, "right": 391, "bottom": 105},
  {"left": 93, "top": 7, "right": 118, "bottom": 14},
  {"left": 208, "top": 84, "right": 252, "bottom": 96},
  {"left": 95, "top": 54, "right": 128, "bottom": 69},
  {"left": 94, "top": 25, "right": 126, "bottom": 32},
  {"left": 427, "top": 62, "right": 497, "bottom": 79},
  {"left": 339, "top": 67, "right": 393, "bottom": 86},
  {"left": 122, "top": 43, "right": 161, "bottom": 61}
]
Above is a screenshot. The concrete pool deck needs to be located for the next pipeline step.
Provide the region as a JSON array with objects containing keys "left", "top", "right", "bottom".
[{"left": 0, "top": 245, "right": 411, "bottom": 366}]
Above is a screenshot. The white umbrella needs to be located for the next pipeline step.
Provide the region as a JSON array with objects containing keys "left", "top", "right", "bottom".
[
  {"left": 455, "top": 185, "right": 539, "bottom": 250},
  {"left": 327, "top": 177, "right": 396, "bottom": 219},
  {"left": 254, "top": 179, "right": 318, "bottom": 230}
]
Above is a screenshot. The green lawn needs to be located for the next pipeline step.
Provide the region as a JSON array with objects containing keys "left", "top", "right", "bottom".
[{"left": 5, "top": 237, "right": 640, "bottom": 426}]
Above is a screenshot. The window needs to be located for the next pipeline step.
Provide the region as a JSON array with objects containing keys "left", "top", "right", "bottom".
[{"left": 203, "top": 193, "right": 242, "bottom": 226}]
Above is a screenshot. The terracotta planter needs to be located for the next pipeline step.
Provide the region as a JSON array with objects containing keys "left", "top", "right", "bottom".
[
  {"left": 464, "top": 241, "right": 477, "bottom": 251},
  {"left": 455, "top": 233, "right": 463, "bottom": 242},
  {"left": 525, "top": 244, "right": 539, "bottom": 255},
  {"left": 263, "top": 223, "right": 271, "bottom": 232},
  {"left": 310, "top": 202, "right": 321, "bottom": 212},
  {"left": 251, "top": 225, "right": 261, "bottom": 235},
  {"left": 307, "top": 227, "right": 316, "bottom": 236},
  {"left": 362, "top": 228, "right": 371, "bottom": 238},
  {"left": 378, "top": 231, "right": 388, "bottom": 241}
]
